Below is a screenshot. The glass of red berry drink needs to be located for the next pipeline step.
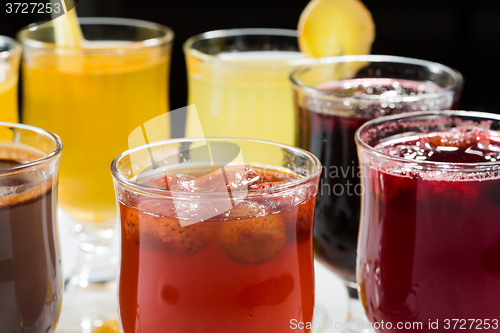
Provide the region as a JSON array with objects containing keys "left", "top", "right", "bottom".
[
  {"left": 291, "top": 55, "right": 463, "bottom": 331},
  {"left": 111, "top": 138, "right": 321, "bottom": 333},
  {"left": 356, "top": 110, "right": 500, "bottom": 332}
]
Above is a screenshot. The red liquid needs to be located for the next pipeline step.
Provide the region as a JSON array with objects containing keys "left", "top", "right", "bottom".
[
  {"left": 118, "top": 166, "right": 317, "bottom": 333},
  {"left": 296, "top": 78, "right": 449, "bottom": 282},
  {"left": 358, "top": 130, "right": 500, "bottom": 332}
]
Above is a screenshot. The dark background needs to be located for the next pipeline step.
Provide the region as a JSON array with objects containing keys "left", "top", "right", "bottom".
[{"left": 2, "top": 0, "right": 499, "bottom": 113}]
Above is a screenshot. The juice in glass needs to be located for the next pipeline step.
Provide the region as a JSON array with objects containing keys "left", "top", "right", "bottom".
[
  {"left": 0, "top": 36, "right": 21, "bottom": 123},
  {"left": 292, "top": 56, "right": 463, "bottom": 278},
  {"left": 0, "top": 122, "right": 62, "bottom": 333},
  {"left": 356, "top": 111, "right": 500, "bottom": 333},
  {"left": 19, "top": 17, "right": 174, "bottom": 329},
  {"left": 292, "top": 55, "right": 463, "bottom": 329},
  {"left": 112, "top": 138, "right": 321, "bottom": 333},
  {"left": 297, "top": 77, "right": 459, "bottom": 279},
  {"left": 19, "top": 18, "right": 173, "bottom": 223},
  {"left": 184, "top": 29, "right": 309, "bottom": 146}
]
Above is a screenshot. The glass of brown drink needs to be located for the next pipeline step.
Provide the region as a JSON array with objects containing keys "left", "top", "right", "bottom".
[{"left": 0, "top": 122, "right": 62, "bottom": 333}]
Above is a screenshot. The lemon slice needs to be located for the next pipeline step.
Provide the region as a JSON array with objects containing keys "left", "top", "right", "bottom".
[
  {"left": 51, "top": 0, "right": 83, "bottom": 46},
  {"left": 298, "top": 0, "right": 375, "bottom": 57},
  {"left": 91, "top": 318, "right": 119, "bottom": 333}
]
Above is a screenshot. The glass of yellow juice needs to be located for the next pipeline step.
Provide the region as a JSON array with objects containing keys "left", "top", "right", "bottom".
[
  {"left": 0, "top": 36, "right": 21, "bottom": 123},
  {"left": 184, "top": 28, "right": 316, "bottom": 146},
  {"left": 18, "top": 17, "right": 174, "bottom": 330}
]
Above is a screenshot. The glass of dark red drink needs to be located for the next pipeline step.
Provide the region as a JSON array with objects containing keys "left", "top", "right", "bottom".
[
  {"left": 111, "top": 138, "right": 321, "bottom": 333},
  {"left": 356, "top": 110, "right": 500, "bottom": 333},
  {"left": 0, "top": 122, "right": 62, "bottom": 333},
  {"left": 291, "top": 55, "right": 463, "bottom": 331}
]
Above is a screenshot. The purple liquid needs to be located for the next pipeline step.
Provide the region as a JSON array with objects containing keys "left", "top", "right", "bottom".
[
  {"left": 296, "top": 78, "right": 451, "bottom": 282},
  {"left": 359, "top": 130, "right": 500, "bottom": 332}
]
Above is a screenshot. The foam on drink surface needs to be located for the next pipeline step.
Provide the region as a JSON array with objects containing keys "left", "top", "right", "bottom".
[
  {"left": 217, "top": 51, "right": 306, "bottom": 64},
  {"left": 309, "top": 78, "right": 451, "bottom": 119},
  {"left": 372, "top": 130, "right": 500, "bottom": 181},
  {"left": 376, "top": 130, "right": 500, "bottom": 163},
  {"left": 0, "top": 142, "right": 51, "bottom": 208},
  {"left": 317, "top": 78, "right": 443, "bottom": 97},
  {"left": 80, "top": 40, "right": 134, "bottom": 48}
]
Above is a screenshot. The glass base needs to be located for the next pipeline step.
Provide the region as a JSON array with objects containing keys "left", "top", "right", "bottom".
[
  {"left": 312, "top": 302, "right": 331, "bottom": 332},
  {"left": 57, "top": 210, "right": 119, "bottom": 332},
  {"left": 56, "top": 281, "right": 117, "bottom": 333},
  {"left": 313, "top": 259, "right": 350, "bottom": 332},
  {"left": 343, "top": 283, "right": 374, "bottom": 333}
]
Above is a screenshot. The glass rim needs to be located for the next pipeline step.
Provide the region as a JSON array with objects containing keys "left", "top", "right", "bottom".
[
  {"left": 0, "top": 35, "right": 22, "bottom": 61},
  {"left": 290, "top": 54, "right": 464, "bottom": 102},
  {"left": 183, "top": 28, "right": 331, "bottom": 69},
  {"left": 17, "top": 17, "right": 174, "bottom": 54},
  {"left": 0, "top": 122, "right": 63, "bottom": 176},
  {"left": 355, "top": 110, "right": 500, "bottom": 171},
  {"left": 111, "top": 137, "right": 322, "bottom": 197}
]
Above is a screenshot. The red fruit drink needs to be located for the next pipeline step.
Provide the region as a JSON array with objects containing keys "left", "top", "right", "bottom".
[
  {"left": 115, "top": 163, "right": 319, "bottom": 333},
  {"left": 296, "top": 78, "right": 451, "bottom": 283},
  {"left": 356, "top": 111, "right": 500, "bottom": 332}
]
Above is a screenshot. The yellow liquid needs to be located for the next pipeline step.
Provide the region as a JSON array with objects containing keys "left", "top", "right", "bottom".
[
  {"left": 185, "top": 51, "right": 306, "bottom": 146},
  {"left": 0, "top": 74, "right": 19, "bottom": 123},
  {"left": 22, "top": 43, "right": 170, "bottom": 223}
]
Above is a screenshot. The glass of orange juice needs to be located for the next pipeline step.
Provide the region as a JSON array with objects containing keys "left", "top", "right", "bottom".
[
  {"left": 18, "top": 17, "right": 174, "bottom": 330},
  {"left": 184, "top": 28, "right": 321, "bottom": 146},
  {"left": 0, "top": 36, "right": 21, "bottom": 123}
]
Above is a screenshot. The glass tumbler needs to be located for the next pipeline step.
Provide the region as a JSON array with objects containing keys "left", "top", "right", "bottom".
[
  {"left": 356, "top": 110, "right": 500, "bottom": 333},
  {"left": 0, "top": 122, "right": 62, "bottom": 333},
  {"left": 18, "top": 17, "right": 174, "bottom": 331},
  {"left": 184, "top": 28, "right": 320, "bottom": 146},
  {"left": 111, "top": 137, "right": 321, "bottom": 333},
  {"left": 291, "top": 55, "right": 463, "bottom": 332}
]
